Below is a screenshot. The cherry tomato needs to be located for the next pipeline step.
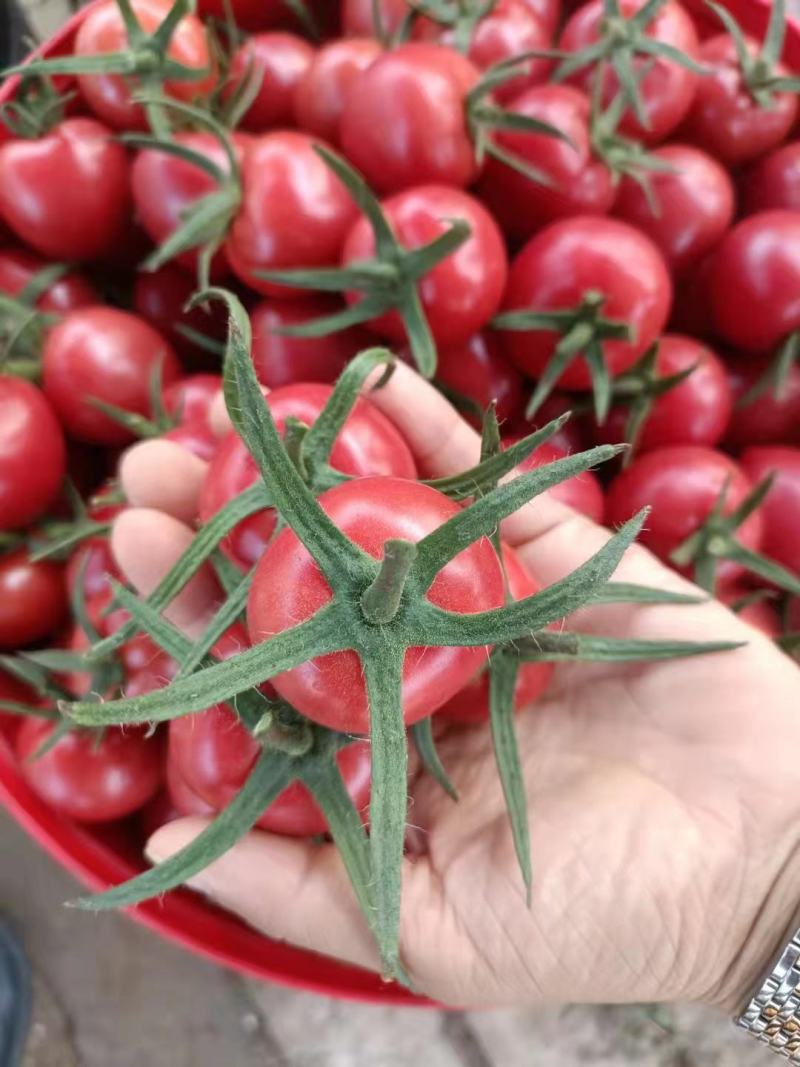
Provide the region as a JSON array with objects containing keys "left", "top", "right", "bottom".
[
  {"left": 247, "top": 476, "right": 506, "bottom": 734},
  {"left": 225, "top": 33, "right": 313, "bottom": 132},
  {"left": 226, "top": 131, "right": 358, "bottom": 297},
  {"left": 0, "top": 119, "right": 130, "bottom": 262},
  {"left": 293, "top": 38, "right": 383, "bottom": 145},
  {"left": 73, "top": 0, "right": 216, "bottom": 131},
  {"left": 678, "top": 34, "right": 798, "bottom": 166},
  {"left": 0, "top": 670, "right": 34, "bottom": 738},
  {"left": 711, "top": 211, "right": 800, "bottom": 354},
  {"left": 341, "top": 0, "right": 410, "bottom": 37},
  {"left": 605, "top": 445, "right": 763, "bottom": 587},
  {"left": 413, "top": 0, "right": 552, "bottom": 102},
  {"left": 505, "top": 438, "right": 604, "bottom": 521},
  {"left": 340, "top": 43, "right": 481, "bottom": 194},
  {"left": 65, "top": 483, "right": 123, "bottom": 601},
  {"left": 724, "top": 358, "right": 800, "bottom": 449},
  {"left": 342, "top": 185, "right": 508, "bottom": 346},
  {"left": 250, "top": 298, "right": 372, "bottom": 389},
  {"left": 198, "top": 0, "right": 297, "bottom": 30},
  {"left": 501, "top": 216, "right": 672, "bottom": 390},
  {"left": 163, "top": 420, "right": 218, "bottom": 461},
  {"left": 558, "top": 0, "right": 700, "bottom": 144},
  {"left": 0, "top": 550, "right": 68, "bottom": 649},
  {"left": 199, "top": 383, "right": 418, "bottom": 570},
  {"left": 42, "top": 307, "right": 181, "bottom": 446},
  {"left": 170, "top": 706, "right": 372, "bottom": 836},
  {"left": 741, "top": 142, "right": 800, "bottom": 215},
  {"left": 437, "top": 546, "right": 554, "bottom": 724},
  {"left": 0, "top": 249, "right": 98, "bottom": 313},
  {"left": 131, "top": 134, "right": 246, "bottom": 279},
  {"left": 0, "top": 378, "right": 66, "bottom": 530},
  {"left": 595, "top": 335, "right": 732, "bottom": 452},
  {"left": 134, "top": 265, "right": 229, "bottom": 365},
  {"left": 139, "top": 760, "right": 214, "bottom": 838},
  {"left": 739, "top": 447, "right": 800, "bottom": 576},
  {"left": 476, "top": 84, "right": 614, "bottom": 242},
  {"left": 16, "top": 719, "right": 164, "bottom": 823},
  {"left": 162, "top": 374, "right": 221, "bottom": 427},
  {"left": 435, "top": 332, "right": 525, "bottom": 429},
  {"left": 613, "top": 145, "right": 735, "bottom": 275}
]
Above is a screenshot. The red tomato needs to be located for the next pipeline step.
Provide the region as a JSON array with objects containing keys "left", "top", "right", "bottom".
[
  {"left": 225, "top": 33, "right": 313, "bottom": 131},
  {"left": 341, "top": 0, "right": 410, "bottom": 36},
  {"left": 678, "top": 34, "right": 797, "bottom": 166},
  {"left": 501, "top": 216, "right": 671, "bottom": 390},
  {"left": 435, "top": 332, "right": 525, "bottom": 429},
  {"left": 250, "top": 298, "right": 372, "bottom": 389},
  {"left": 131, "top": 134, "right": 246, "bottom": 279},
  {"left": 73, "top": 0, "right": 216, "bottom": 131},
  {"left": 605, "top": 445, "right": 763, "bottom": 587},
  {"left": 139, "top": 759, "right": 214, "bottom": 838},
  {"left": 505, "top": 438, "right": 604, "bottom": 521},
  {"left": 0, "top": 378, "right": 66, "bottom": 530},
  {"left": 340, "top": 43, "right": 481, "bottom": 194},
  {"left": 613, "top": 145, "right": 735, "bottom": 275},
  {"left": 226, "top": 132, "right": 358, "bottom": 297},
  {"left": 16, "top": 719, "right": 164, "bottom": 823},
  {"left": 595, "top": 335, "right": 732, "bottom": 452},
  {"left": 0, "top": 119, "right": 130, "bottom": 262},
  {"left": 65, "top": 484, "right": 123, "bottom": 601},
  {"left": 293, "top": 38, "right": 383, "bottom": 145},
  {"left": 133, "top": 265, "right": 229, "bottom": 365},
  {"left": 412, "top": 0, "right": 552, "bottom": 102},
  {"left": 739, "top": 447, "right": 800, "bottom": 576},
  {"left": 0, "top": 551, "right": 68, "bottom": 649},
  {"left": 199, "top": 383, "right": 418, "bottom": 570},
  {"left": 163, "top": 420, "right": 218, "bottom": 461},
  {"left": 162, "top": 374, "right": 221, "bottom": 428},
  {"left": 741, "top": 142, "right": 800, "bottom": 215},
  {"left": 247, "top": 476, "right": 506, "bottom": 734},
  {"left": 42, "top": 307, "right": 181, "bottom": 446},
  {"left": 711, "top": 211, "right": 800, "bottom": 354},
  {"left": 169, "top": 706, "right": 372, "bottom": 836},
  {"left": 437, "top": 546, "right": 554, "bottom": 724},
  {"left": 558, "top": 0, "right": 699, "bottom": 144},
  {"left": 725, "top": 358, "right": 800, "bottom": 449},
  {"left": 0, "top": 249, "right": 98, "bottom": 313},
  {"left": 342, "top": 185, "right": 508, "bottom": 346},
  {"left": 0, "top": 670, "right": 33, "bottom": 737},
  {"left": 476, "top": 84, "right": 613, "bottom": 242}
]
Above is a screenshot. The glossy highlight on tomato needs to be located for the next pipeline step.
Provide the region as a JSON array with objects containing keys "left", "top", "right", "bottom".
[
  {"left": 0, "top": 550, "right": 68, "bottom": 649},
  {"left": 293, "top": 37, "right": 383, "bottom": 145},
  {"left": 225, "top": 33, "right": 314, "bottom": 131}
]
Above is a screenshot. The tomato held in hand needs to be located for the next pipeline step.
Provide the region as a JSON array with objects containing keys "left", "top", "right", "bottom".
[
  {"left": 293, "top": 38, "right": 383, "bottom": 145},
  {"left": 224, "top": 33, "right": 314, "bottom": 131},
  {"left": 42, "top": 307, "right": 181, "bottom": 446},
  {"left": 16, "top": 719, "right": 165, "bottom": 823},
  {"left": 739, "top": 447, "right": 800, "bottom": 576},
  {"left": 0, "top": 551, "right": 68, "bottom": 649},
  {"left": 476, "top": 84, "right": 614, "bottom": 241},
  {"left": 437, "top": 546, "right": 554, "bottom": 724},
  {"left": 250, "top": 298, "right": 372, "bottom": 388},
  {"left": 134, "top": 265, "right": 229, "bottom": 364},
  {"left": 73, "top": 0, "right": 216, "bottom": 131},
  {"left": 226, "top": 132, "right": 358, "bottom": 297},
  {"left": 0, "top": 378, "right": 66, "bottom": 530},
  {"left": 0, "top": 119, "right": 130, "bottom": 262},
  {"left": 741, "top": 142, "right": 800, "bottom": 215},
  {"left": 0, "top": 249, "right": 98, "bottom": 313},
  {"left": 724, "top": 359, "right": 800, "bottom": 449},
  {"left": 678, "top": 34, "right": 797, "bottom": 166},
  {"left": 342, "top": 185, "right": 507, "bottom": 346},
  {"left": 505, "top": 438, "right": 604, "bottom": 521},
  {"left": 711, "top": 211, "right": 800, "bottom": 354},
  {"left": 501, "top": 216, "right": 671, "bottom": 391},
  {"left": 199, "top": 383, "right": 417, "bottom": 570},
  {"left": 248, "top": 477, "right": 506, "bottom": 734},
  {"left": 605, "top": 446, "right": 763, "bottom": 587},
  {"left": 435, "top": 332, "right": 525, "bottom": 429},
  {"left": 169, "top": 706, "right": 372, "bottom": 836},
  {"left": 613, "top": 145, "right": 735, "bottom": 275},
  {"left": 340, "top": 43, "right": 481, "bottom": 194},
  {"left": 558, "top": 0, "right": 700, "bottom": 144}
]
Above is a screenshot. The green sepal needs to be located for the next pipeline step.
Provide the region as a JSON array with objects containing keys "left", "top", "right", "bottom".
[
  {"left": 515, "top": 631, "right": 744, "bottom": 661},
  {"left": 410, "top": 717, "right": 458, "bottom": 801}
]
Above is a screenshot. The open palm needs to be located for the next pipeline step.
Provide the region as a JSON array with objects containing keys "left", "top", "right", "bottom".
[{"left": 114, "top": 363, "right": 800, "bottom": 1012}]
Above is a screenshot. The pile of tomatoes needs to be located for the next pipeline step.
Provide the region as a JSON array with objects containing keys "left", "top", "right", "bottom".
[{"left": 0, "top": 0, "right": 799, "bottom": 950}]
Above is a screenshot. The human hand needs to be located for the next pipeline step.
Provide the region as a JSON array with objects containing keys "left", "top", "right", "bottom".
[{"left": 113, "top": 362, "right": 800, "bottom": 1012}]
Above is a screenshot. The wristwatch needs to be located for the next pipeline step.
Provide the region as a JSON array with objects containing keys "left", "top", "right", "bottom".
[{"left": 737, "top": 924, "right": 800, "bottom": 1059}]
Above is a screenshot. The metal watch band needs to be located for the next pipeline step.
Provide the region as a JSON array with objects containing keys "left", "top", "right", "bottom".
[{"left": 736, "top": 927, "right": 800, "bottom": 1059}]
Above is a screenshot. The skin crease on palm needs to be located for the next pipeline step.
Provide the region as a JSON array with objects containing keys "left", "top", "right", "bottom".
[{"left": 113, "top": 362, "right": 800, "bottom": 1013}]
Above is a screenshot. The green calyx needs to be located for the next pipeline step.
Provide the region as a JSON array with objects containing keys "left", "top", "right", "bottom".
[
  {"left": 255, "top": 145, "right": 470, "bottom": 379},
  {"left": 707, "top": 0, "right": 800, "bottom": 106},
  {"left": 410, "top": 0, "right": 497, "bottom": 53},
  {"left": 0, "top": 76, "right": 71, "bottom": 139},
  {"left": 671, "top": 475, "right": 800, "bottom": 597},
  {"left": 553, "top": 0, "right": 706, "bottom": 129},
  {"left": 60, "top": 286, "right": 743, "bottom": 980},
  {"left": 737, "top": 331, "right": 799, "bottom": 409},
  {"left": 494, "top": 288, "right": 634, "bottom": 424},
  {"left": 0, "top": 263, "right": 69, "bottom": 371}
]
